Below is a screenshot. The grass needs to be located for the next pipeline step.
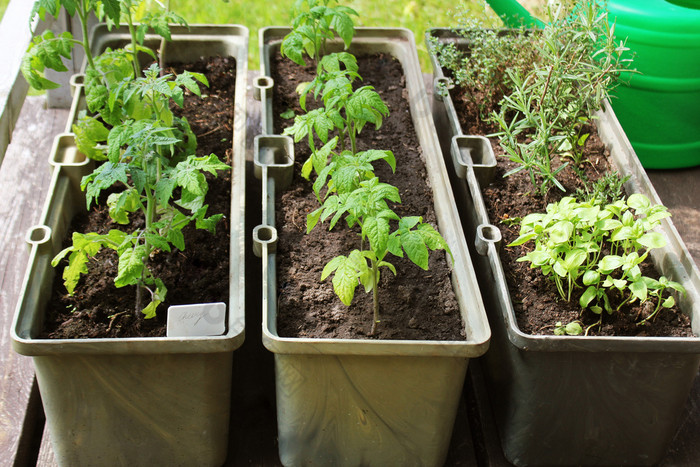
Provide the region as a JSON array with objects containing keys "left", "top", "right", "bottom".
[
  {"left": 162, "top": 0, "right": 491, "bottom": 71},
  {"left": 6, "top": 1, "right": 500, "bottom": 70}
]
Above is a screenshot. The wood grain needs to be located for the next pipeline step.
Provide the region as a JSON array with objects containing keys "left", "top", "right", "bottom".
[{"left": 0, "top": 96, "right": 67, "bottom": 466}]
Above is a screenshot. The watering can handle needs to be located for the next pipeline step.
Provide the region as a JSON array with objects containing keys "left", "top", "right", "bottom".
[{"left": 487, "top": 0, "right": 544, "bottom": 28}]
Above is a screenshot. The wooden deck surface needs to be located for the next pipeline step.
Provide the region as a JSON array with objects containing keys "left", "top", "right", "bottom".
[{"left": 0, "top": 75, "right": 698, "bottom": 466}]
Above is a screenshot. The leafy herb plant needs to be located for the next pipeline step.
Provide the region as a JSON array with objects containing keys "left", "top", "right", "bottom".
[
  {"left": 431, "top": 1, "right": 633, "bottom": 196},
  {"left": 509, "top": 194, "right": 685, "bottom": 334}
]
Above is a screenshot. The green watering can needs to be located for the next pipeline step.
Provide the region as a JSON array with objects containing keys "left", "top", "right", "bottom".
[{"left": 487, "top": 0, "right": 700, "bottom": 169}]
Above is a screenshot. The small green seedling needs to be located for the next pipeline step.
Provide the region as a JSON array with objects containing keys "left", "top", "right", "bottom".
[
  {"left": 284, "top": 54, "right": 388, "bottom": 156},
  {"left": 281, "top": 0, "right": 358, "bottom": 66}
]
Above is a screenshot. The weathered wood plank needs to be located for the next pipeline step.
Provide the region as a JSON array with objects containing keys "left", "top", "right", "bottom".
[
  {"left": 0, "top": 96, "right": 67, "bottom": 466},
  {"left": 0, "top": 0, "right": 44, "bottom": 167}
]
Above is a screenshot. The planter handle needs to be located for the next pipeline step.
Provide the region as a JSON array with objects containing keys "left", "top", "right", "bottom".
[
  {"left": 475, "top": 223, "right": 502, "bottom": 256},
  {"left": 433, "top": 77, "right": 454, "bottom": 102},
  {"left": 254, "top": 76, "right": 275, "bottom": 134},
  {"left": 253, "top": 225, "right": 278, "bottom": 257},
  {"left": 450, "top": 135, "right": 497, "bottom": 186}
]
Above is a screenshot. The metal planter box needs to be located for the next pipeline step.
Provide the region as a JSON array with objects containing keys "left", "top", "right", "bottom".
[
  {"left": 253, "top": 27, "right": 490, "bottom": 466},
  {"left": 427, "top": 28, "right": 700, "bottom": 466},
  {"left": 11, "top": 25, "right": 248, "bottom": 466}
]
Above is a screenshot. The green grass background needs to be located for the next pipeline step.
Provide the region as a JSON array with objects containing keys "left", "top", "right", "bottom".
[
  {"left": 0, "top": 1, "right": 505, "bottom": 70},
  {"left": 163, "top": 0, "right": 488, "bottom": 70}
]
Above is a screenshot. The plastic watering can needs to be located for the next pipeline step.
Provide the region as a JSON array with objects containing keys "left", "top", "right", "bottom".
[{"left": 486, "top": 0, "right": 700, "bottom": 169}]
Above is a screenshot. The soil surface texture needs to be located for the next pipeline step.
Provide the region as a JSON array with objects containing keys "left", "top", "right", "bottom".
[
  {"left": 270, "top": 52, "right": 465, "bottom": 341},
  {"left": 42, "top": 56, "right": 236, "bottom": 339},
  {"left": 450, "top": 84, "right": 693, "bottom": 337}
]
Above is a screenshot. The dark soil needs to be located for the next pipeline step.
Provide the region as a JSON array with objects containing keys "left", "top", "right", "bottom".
[
  {"left": 42, "top": 56, "right": 236, "bottom": 339},
  {"left": 270, "top": 52, "right": 464, "bottom": 341},
  {"left": 450, "top": 85, "right": 693, "bottom": 337}
]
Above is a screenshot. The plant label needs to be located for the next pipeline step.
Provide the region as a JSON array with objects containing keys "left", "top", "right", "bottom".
[{"left": 166, "top": 302, "right": 226, "bottom": 337}]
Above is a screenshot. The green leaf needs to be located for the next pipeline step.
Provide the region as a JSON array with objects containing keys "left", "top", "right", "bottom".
[
  {"left": 627, "top": 193, "right": 651, "bottom": 212},
  {"left": 21, "top": 30, "right": 74, "bottom": 90},
  {"left": 281, "top": 31, "right": 306, "bottom": 66},
  {"left": 582, "top": 269, "right": 600, "bottom": 286},
  {"left": 141, "top": 299, "right": 161, "bottom": 320},
  {"left": 155, "top": 178, "right": 177, "bottom": 207},
  {"left": 115, "top": 245, "right": 147, "bottom": 288},
  {"left": 580, "top": 285, "right": 598, "bottom": 308},
  {"left": 333, "top": 12, "right": 355, "bottom": 48},
  {"left": 550, "top": 220, "right": 574, "bottom": 245},
  {"left": 599, "top": 255, "right": 624, "bottom": 274},
  {"left": 60, "top": 249, "right": 90, "bottom": 295},
  {"left": 629, "top": 278, "right": 648, "bottom": 302},
  {"left": 401, "top": 230, "right": 429, "bottom": 270},
  {"left": 321, "top": 252, "right": 365, "bottom": 306},
  {"left": 167, "top": 228, "right": 185, "bottom": 251},
  {"left": 364, "top": 216, "right": 390, "bottom": 259},
  {"left": 508, "top": 232, "right": 537, "bottom": 247},
  {"left": 307, "top": 207, "right": 324, "bottom": 233},
  {"left": 637, "top": 232, "right": 666, "bottom": 250},
  {"left": 73, "top": 116, "right": 109, "bottom": 161},
  {"left": 145, "top": 233, "right": 171, "bottom": 252},
  {"left": 107, "top": 190, "right": 139, "bottom": 225}
]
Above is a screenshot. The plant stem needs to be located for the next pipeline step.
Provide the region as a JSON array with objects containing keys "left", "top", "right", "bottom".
[
  {"left": 349, "top": 122, "right": 357, "bottom": 155},
  {"left": 370, "top": 258, "right": 380, "bottom": 335},
  {"left": 125, "top": 8, "right": 141, "bottom": 78},
  {"left": 77, "top": 1, "right": 95, "bottom": 70}
]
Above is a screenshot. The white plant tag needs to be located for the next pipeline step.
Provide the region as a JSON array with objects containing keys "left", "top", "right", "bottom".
[{"left": 166, "top": 302, "right": 226, "bottom": 337}]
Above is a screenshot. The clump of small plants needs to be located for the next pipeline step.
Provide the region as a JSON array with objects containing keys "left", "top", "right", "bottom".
[
  {"left": 23, "top": 1, "right": 229, "bottom": 322},
  {"left": 431, "top": 1, "right": 632, "bottom": 196},
  {"left": 282, "top": 2, "right": 451, "bottom": 335},
  {"left": 509, "top": 194, "right": 685, "bottom": 335},
  {"left": 431, "top": 0, "right": 686, "bottom": 335}
]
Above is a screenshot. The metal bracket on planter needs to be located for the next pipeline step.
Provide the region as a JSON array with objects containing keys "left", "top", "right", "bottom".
[
  {"left": 433, "top": 77, "right": 454, "bottom": 102},
  {"left": 450, "top": 135, "right": 496, "bottom": 186}
]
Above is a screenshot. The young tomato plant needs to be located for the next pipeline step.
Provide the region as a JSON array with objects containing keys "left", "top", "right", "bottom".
[
  {"left": 53, "top": 64, "right": 228, "bottom": 319},
  {"left": 280, "top": 0, "right": 358, "bottom": 66},
  {"left": 313, "top": 177, "right": 450, "bottom": 335},
  {"left": 509, "top": 194, "right": 685, "bottom": 334},
  {"left": 23, "top": 0, "right": 185, "bottom": 92},
  {"left": 281, "top": 5, "right": 452, "bottom": 334},
  {"left": 284, "top": 53, "right": 388, "bottom": 157}
]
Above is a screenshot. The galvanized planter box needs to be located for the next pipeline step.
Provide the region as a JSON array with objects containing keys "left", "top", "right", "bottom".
[
  {"left": 253, "top": 27, "right": 491, "bottom": 466},
  {"left": 427, "top": 28, "right": 700, "bottom": 466},
  {"left": 11, "top": 25, "right": 248, "bottom": 466}
]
